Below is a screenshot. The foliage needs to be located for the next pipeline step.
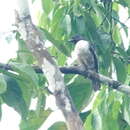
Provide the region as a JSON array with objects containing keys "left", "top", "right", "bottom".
[
  {"left": 48, "top": 122, "right": 67, "bottom": 130},
  {"left": 0, "top": 0, "right": 130, "bottom": 129}
]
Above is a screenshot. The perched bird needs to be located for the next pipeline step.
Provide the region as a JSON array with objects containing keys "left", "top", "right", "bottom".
[{"left": 69, "top": 35, "right": 100, "bottom": 91}]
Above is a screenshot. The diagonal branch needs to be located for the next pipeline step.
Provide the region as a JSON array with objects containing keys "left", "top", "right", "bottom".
[{"left": 14, "top": 8, "right": 83, "bottom": 130}]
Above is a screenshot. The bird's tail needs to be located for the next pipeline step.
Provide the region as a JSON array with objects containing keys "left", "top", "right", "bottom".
[{"left": 92, "top": 80, "right": 100, "bottom": 91}]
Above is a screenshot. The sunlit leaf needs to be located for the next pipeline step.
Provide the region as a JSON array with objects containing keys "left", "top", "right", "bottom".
[
  {"left": 16, "top": 33, "right": 35, "bottom": 64},
  {"left": 0, "top": 100, "right": 2, "bottom": 120},
  {"left": 51, "top": 7, "right": 66, "bottom": 33},
  {"left": 20, "top": 110, "right": 51, "bottom": 130},
  {"left": 40, "top": 28, "right": 70, "bottom": 56},
  {"left": 0, "top": 74, "right": 7, "bottom": 94},
  {"left": 11, "top": 62, "right": 39, "bottom": 91},
  {"left": 84, "top": 113, "right": 93, "bottom": 130},
  {"left": 84, "top": 89, "right": 122, "bottom": 130},
  {"left": 36, "top": 93, "right": 46, "bottom": 115},
  {"left": 41, "top": 0, "right": 54, "bottom": 14},
  {"left": 72, "top": 2, "right": 81, "bottom": 16},
  {"left": 112, "top": 2, "right": 119, "bottom": 11},
  {"left": 113, "top": 57, "right": 127, "bottom": 82},
  {"left": 122, "top": 95, "right": 130, "bottom": 125},
  {"left": 112, "top": 25, "right": 122, "bottom": 44},
  {"left": 48, "top": 122, "right": 67, "bottom": 130},
  {"left": 38, "top": 12, "right": 50, "bottom": 30},
  {"left": 61, "top": 15, "right": 71, "bottom": 36},
  {"left": 49, "top": 47, "right": 67, "bottom": 66}
]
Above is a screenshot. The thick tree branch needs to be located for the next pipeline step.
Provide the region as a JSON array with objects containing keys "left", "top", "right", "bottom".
[
  {"left": 1, "top": 63, "right": 130, "bottom": 95},
  {"left": 14, "top": 5, "right": 83, "bottom": 130},
  {"left": 60, "top": 66, "right": 130, "bottom": 95}
]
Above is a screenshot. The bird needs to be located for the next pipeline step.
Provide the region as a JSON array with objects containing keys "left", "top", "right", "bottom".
[{"left": 69, "top": 35, "right": 100, "bottom": 91}]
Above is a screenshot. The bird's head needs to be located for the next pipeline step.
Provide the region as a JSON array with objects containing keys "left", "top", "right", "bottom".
[{"left": 68, "top": 35, "right": 84, "bottom": 44}]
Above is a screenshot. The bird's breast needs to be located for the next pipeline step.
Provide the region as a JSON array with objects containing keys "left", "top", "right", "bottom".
[
  {"left": 74, "top": 40, "right": 90, "bottom": 55},
  {"left": 74, "top": 40, "right": 95, "bottom": 70}
]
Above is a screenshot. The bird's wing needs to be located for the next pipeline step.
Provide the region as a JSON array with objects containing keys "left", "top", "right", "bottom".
[{"left": 89, "top": 46, "right": 98, "bottom": 72}]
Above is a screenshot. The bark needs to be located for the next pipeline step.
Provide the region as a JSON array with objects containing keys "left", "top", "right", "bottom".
[{"left": 14, "top": 1, "right": 83, "bottom": 129}]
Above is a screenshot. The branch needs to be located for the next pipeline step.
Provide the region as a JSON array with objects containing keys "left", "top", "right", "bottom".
[
  {"left": 14, "top": 3, "right": 83, "bottom": 129},
  {"left": 60, "top": 66, "right": 130, "bottom": 95},
  {"left": 1, "top": 63, "right": 130, "bottom": 95}
]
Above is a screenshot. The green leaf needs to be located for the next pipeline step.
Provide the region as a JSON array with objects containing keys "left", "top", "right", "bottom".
[
  {"left": 17, "top": 80, "right": 32, "bottom": 108},
  {"left": 84, "top": 89, "right": 122, "bottom": 130},
  {"left": 112, "top": 2, "right": 119, "bottom": 11},
  {"left": 11, "top": 62, "right": 39, "bottom": 91},
  {"left": 16, "top": 33, "right": 34, "bottom": 64},
  {"left": 112, "top": 25, "right": 122, "bottom": 44},
  {"left": 36, "top": 93, "right": 46, "bottom": 115},
  {"left": 125, "top": 0, "right": 130, "bottom": 8},
  {"left": 103, "top": 18, "right": 111, "bottom": 33},
  {"left": 41, "top": 0, "right": 54, "bottom": 14},
  {"left": 20, "top": 110, "right": 51, "bottom": 130},
  {"left": 48, "top": 122, "right": 67, "bottom": 130},
  {"left": 116, "top": 47, "right": 128, "bottom": 58},
  {"left": 38, "top": 12, "right": 50, "bottom": 29},
  {"left": 0, "top": 99, "right": 2, "bottom": 120},
  {"left": 84, "top": 109, "right": 103, "bottom": 130},
  {"left": 1, "top": 75, "right": 28, "bottom": 119},
  {"left": 51, "top": 6, "right": 66, "bottom": 33},
  {"left": 102, "top": 49, "right": 112, "bottom": 72},
  {"left": 118, "top": 113, "right": 130, "bottom": 130},
  {"left": 72, "top": 1, "right": 81, "bottom": 16},
  {"left": 0, "top": 74, "right": 7, "bottom": 94},
  {"left": 61, "top": 15, "right": 71, "bottom": 36},
  {"left": 90, "top": 0, "right": 103, "bottom": 25},
  {"left": 84, "top": 13, "right": 103, "bottom": 47},
  {"left": 81, "top": 0, "right": 91, "bottom": 5},
  {"left": 80, "top": 111, "right": 91, "bottom": 123},
  {"left": 118, "top": 0, "right": 128, "bottom": 7},
  {"left": 125, "top": 125, "right": 130, "bottom": 130},
  {"left": 116, "top": 47, "right": 128, "bottom": 62},
  {"left": 75, "top": 16, "right": 86, "bottom": 35},
  {"left": 40, "top": 28, "right": 70, "bottom": 56},
  {"left": 64, "top": 75, "right": 75, "bottom": 85},
  {"left": 68, "top": 76, "right": 93, "bottom": 111},
  {"left": 122, "top": 95, "right": 130, "bottom": 125},
  {"left": 49, "top": 47, "right": 67, "bottom": 66},
  {"left": 84, "top": 113, "right": 93, "bottom": 130},
  {"left": 127, "top": 64, "right": 130, "bottom": 75},
  {"left": 113, "top": 57, "right": 127, "bottom": 82}
]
